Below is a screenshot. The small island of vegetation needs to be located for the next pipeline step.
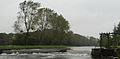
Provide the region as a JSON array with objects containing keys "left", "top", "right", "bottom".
[{"left": 0, "top": 1, "right": 98, "bottom": 50}]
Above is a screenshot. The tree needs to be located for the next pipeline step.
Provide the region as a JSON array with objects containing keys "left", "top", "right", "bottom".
[
  {"left": 13, "top": 1, "right": 40, "bottom": 45},
  {"left": 34, "top": 8, "right": 70, "bottom": 32},
  {"left": 33, "top": 8, "right": 70, "bottom": 45},
  {"left": 32, "top": 8, "right": 54, "bottom": 43},
  {"left": 48, "top": 13, "right": 70, "bottom": 44},
  {"left": 113, "top": 22, "right": 120, "bottom": 34},
  {"left": 14, "top": 1, "right": 40, "bottom": 33},
  {"left": 113, "top": 22, "right": 120, "bottom": 46},
  {"left": 33, "top": 8, "right": 54, "bottom": 31}
]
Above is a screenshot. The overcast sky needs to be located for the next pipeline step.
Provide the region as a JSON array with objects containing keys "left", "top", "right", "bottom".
[{"left": 0, "top": 0, "right": 120, "bottom": 38}]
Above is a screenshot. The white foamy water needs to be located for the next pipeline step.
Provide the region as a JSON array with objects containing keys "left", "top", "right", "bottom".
[{"left": 0, "top": 46, "right": 103, "bottom": 59}]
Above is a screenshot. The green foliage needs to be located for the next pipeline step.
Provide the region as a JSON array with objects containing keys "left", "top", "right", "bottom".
[
  {"left": 0, "top": 33, "right": 13, "bottom": 45},
  {"left": 113, "top": 22, "right": 120, "bottom": 46},
  {"left": 0, "top": 32, "right": 98, "bottom": 46},
  {"left": 67, "top": 34, "right": 98, "bottom": 46}
]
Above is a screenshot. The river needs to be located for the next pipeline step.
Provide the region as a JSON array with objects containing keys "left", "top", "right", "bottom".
[{"left": 0, "top": 46, "right": 105, "bottom": 59}]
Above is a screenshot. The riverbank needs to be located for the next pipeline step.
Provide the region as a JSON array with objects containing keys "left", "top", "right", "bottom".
[{"left": 0, "top": 45, "right": 71, "bottom": 50}]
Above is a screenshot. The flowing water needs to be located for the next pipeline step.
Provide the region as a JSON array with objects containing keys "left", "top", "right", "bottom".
[{"left": 0, "top": 46, "right": 105, "bottom": 59}]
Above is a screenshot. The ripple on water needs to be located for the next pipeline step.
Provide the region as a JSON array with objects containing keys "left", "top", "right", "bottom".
[{"left": 0, "top": 47, "right": 95, "bottom": 59}]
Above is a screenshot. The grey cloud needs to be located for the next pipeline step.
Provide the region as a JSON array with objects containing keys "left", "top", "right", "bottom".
[{"left": 0, "top": 0, "right": 120, "bottom": 37}]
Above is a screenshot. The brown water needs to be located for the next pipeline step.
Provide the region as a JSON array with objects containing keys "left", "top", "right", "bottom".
[{"left": 0, "top": 46, "right": 108, "bottom": 59}]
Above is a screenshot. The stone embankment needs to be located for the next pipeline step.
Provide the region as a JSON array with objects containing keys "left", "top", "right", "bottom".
[{"left": 91, "top": 48, "right": 120, "bottom": 59}]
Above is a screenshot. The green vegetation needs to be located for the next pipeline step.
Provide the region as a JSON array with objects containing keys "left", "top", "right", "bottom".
[
  {"left": 68, "top": 34, "right": 98, "bottom": 46},
  {"left": 115, "top": 46, "right": 120, "bottom": 48},
  {"left": 0, "top": 33, "right": 98, "bottom": 46},
  {"left": 100, "top": 22, "right": 120, "bottom": 48},
  {"left": 113, "top": 22, "right": 120, "bottom": 46},
  {"left": 0, "top": 45, "right": 70, "bottom": 49}
]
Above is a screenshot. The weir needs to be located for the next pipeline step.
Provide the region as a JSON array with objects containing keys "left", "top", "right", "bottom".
[
  {"left": 0, "top": 48, "right": 70, "bottom": 54},
  {"left": 91, "top": 32, "right": 120, "bottom": 59}
]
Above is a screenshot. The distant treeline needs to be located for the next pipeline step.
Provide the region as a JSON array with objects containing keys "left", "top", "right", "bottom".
[{"left": 0, "top": 32, "right": 98, "bottom": 46}]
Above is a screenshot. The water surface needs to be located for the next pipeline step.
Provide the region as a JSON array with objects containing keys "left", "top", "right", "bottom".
[{"left": 0, "top": 46, "right": 106, "bottom": 59}]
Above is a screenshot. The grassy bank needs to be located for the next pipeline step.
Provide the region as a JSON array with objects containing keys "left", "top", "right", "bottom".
[{"left": 0, "top": 45, "right": 71, "bottom": 50}]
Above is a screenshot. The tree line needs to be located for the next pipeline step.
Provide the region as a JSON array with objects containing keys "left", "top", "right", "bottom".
[{"left": 0, "top": 33, "right": 98, "bottom": 46}]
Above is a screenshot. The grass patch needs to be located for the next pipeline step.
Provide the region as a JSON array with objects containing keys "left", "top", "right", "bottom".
[{"left": 0, "top": 45, "right": 71, "bottom": 50}]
